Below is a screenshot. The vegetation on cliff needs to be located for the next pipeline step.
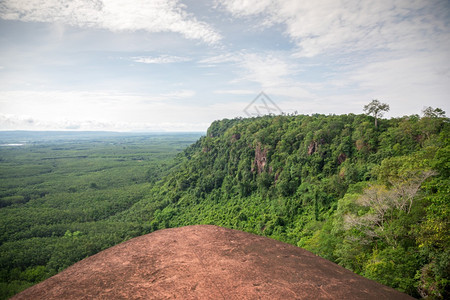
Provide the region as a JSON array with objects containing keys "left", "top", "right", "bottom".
[{"left": 118, "top": 111, "right": 449, "bottom": 298}]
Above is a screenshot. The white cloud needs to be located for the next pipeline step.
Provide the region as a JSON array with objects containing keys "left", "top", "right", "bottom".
[
  {"left": 0, "top": 0, "right": 221, "bottom": 44},
  {"left": 1, "top": 1, "right": 448, "bottom": 131},
  {"left": 215, "top": 0, "right": 273, "bottom": 17},
  {"left": 160, "top": 89, "right": 196, "bottom": 99},
  {"left": 0, "top": 89, "right": 206, "bottom": 131},
  {"left": 198, "top": 53, "right": 241, "bottom": 65},
  {"left": 0, "top": 113, "right": 208, "bottom": 131},
  {"left": 216, "top": 0, "right": 450, "bottom": 114},
  {"left": 132, "top": 55, "right": 191, "bottom": 64},
  {"left": 201, "top": 51, "right": 314, "bottom": 99},
  {"left": 214, "top": 89, "right": 255, "bottom": 95},
  {"left": 199, "top": 52, "right": 284, "bottom": 84},
  {"left": 344, "top": 53, "right": 450, "bottom": 114},
  {"left": 237, "top": 53, "right": 291, "bottom": 87},
  {"left": 218, "top": 0, "right": 449, "bottom": 58}
]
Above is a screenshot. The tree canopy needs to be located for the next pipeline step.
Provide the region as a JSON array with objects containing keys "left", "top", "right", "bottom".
[
  {"left": 422, "top": 106, "right": 446, "bottom": 118},
  {"left": 364, "top": 99, "right": 390, "bottom": 128}
]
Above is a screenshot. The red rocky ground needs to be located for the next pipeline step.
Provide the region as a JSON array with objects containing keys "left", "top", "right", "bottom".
[{"left": 13, "top": 225, "right": 414, "bottom": 299}]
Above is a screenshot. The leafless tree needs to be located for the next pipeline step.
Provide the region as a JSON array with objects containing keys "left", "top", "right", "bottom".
[{"left": 344, "top": 170, "right": 437, "bottom": 245}]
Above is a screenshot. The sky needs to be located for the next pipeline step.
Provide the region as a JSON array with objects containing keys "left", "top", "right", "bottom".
[{"left": 0, "top": 0, "right": 449, "bottom": 132}]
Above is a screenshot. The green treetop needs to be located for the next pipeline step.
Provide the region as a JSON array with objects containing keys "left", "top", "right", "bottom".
[{"left": 364, "top": 99, "right": 390, "bottom": 128}]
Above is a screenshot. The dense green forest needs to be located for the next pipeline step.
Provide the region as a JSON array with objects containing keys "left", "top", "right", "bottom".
[
  {"left": 0, "top": 133, "right": 201, "bottom": 299},
  {"left": 114, "top": 111, "right": 448, "bottom": 299},
  {"left": 1, "top": 110, "right": 449, "bottom": 299}
]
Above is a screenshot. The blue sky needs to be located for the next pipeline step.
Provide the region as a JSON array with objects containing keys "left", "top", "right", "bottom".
[{"left": 0, "top": 0, "right": 449, "bottom": 131}]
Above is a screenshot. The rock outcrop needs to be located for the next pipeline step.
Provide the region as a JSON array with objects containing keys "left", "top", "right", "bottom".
[
  {"left": 13, "top": 225, "right": 414, "bottom": 300},
  {"left": 253, "top": 143, "right": 268, "bottom": 174}
]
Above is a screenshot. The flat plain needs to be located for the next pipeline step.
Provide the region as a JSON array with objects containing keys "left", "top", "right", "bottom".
[{"left": 0, "top": 131, "right": 201, "bottom": 299}]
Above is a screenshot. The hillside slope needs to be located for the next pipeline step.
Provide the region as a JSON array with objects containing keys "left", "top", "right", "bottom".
[
  {"left": 12, "top": 225, "right": 413, "bottom": 300},
  {"left": 116, "top": 113, "right": 449, "bottom": 298}
]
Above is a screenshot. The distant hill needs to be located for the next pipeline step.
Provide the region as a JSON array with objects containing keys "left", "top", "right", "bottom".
[{"left": 12, "top": 225, "right": 413, "bottom": 300}]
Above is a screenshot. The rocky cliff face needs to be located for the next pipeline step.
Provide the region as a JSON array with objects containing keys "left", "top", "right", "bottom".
[{"left": 252, "top": 143, "right": 268, "bottom": 174}]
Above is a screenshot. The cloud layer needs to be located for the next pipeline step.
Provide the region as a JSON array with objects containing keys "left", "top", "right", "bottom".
[
  {"left": 132, "top": 55, "right": 191, "bottom": 64},
  {"left": 213, "top": 0, "right": 450, "bottom": 113},
  {"left": 0, "top": 0, "right": 221, "bottom": 44},
  {"left": 0, "top": 89, "right": 235, "bottom": 131},
  {"left": 218, "top": 0, "right": 449, "bottom": 57},
  {"left": 0, "top": 1, "right": 449, "bottom": 131}
]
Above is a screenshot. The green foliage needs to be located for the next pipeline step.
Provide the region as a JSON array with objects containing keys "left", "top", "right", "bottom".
[
  {"left": 0, "top": 133, "right": 199, "bottom": 299},
  {"left": 1, "top": 113, "right": 449, "bottom": 299},
  {"left": 364, "top": 247, "right": 420, "bottom": 294},
  {"left": 423, "top": 106, "right": 446, "bottom": 118},
  {"left": 116, "top": 113, "right": 447, "bottom": 298}
]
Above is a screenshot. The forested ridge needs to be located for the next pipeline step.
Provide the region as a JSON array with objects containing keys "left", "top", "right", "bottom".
[
  {"left": 1, "top": 112, "right": 448, "bottom": 299},
  {"left": 117, "top": 112, "right": 449, "bottom": 299}
]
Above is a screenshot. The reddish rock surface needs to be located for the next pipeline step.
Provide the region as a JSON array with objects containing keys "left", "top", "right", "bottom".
[{"left": 13, "top": 225, "right": 414, "bottom": 299}]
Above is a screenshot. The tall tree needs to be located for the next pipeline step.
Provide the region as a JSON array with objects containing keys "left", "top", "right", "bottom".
[
  {"left": 364, "top": 99, "right": 390, "bottom": 128},
  {"left": 422, "top": 106, "right": 446, "bottom": 118}
]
